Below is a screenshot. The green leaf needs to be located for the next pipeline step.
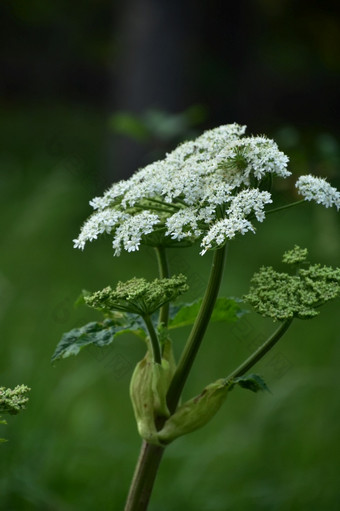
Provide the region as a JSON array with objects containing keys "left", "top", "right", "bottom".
[
  {"left": 169, "top": 297, "right": 246, "bottom": 330},
  {"left": 109, "top": 112, "right": 150, "bottom": 142},
  {"left": 52, "top": 314, "right": 146, "bottom": 363},
  {"left": 233, "top": 374, "right": 270, "bottom": 393}
]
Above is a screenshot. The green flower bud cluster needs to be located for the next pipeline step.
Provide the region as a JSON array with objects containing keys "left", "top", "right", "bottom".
[
  {"left": 85, "top": 274, "right": 188, "bottom": 317},
  {"left": 0, "top": 385, "right": 30, "bottom": 415},
  {"left": 245, "top": 246, "right": 340, "bottom": 321},
  {"left": 282, "top": 245, "right": 308, "bottom": 265}
]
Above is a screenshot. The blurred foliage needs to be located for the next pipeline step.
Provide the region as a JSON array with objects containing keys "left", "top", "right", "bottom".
[
  {"left": 109, "top": 105, "right": 207, "bottom": 144},
  {"left": 0, "top": 105, "right": 339, "bottom": 510}
]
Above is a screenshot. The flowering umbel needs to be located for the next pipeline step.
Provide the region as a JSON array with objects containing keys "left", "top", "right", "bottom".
[
  {"left": 73, "top": 124, "right": 293, "bottom": 255},
  {"left": 73, "top": 124, "right": 340, "bottom": 257}
]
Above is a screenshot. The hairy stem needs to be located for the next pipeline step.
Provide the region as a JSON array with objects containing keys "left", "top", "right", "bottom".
[
  {"left": 143, "top": 314, "right": 162, "bottom": 364},
  {"left": 124, "top": 441, "right": 165, "bottom": 511},
  {"left": 166, "top": 245, "right": 227, "bottom": 413},
  {"left": 155, "top": 246, "right": 170, "bottom": 327},
  {"left": 226, "top": 317, "right": 293, "bottom": 380}
]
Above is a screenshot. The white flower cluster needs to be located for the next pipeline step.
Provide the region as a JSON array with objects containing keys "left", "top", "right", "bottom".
[
  {"left": 296, "top": 175, "right": 340, "bottom": 210},
  {"left": 200, "top": 190, "right": 273, "bottom": 254},
  {"left": 73, "top": 123, "right": 292, "bottom": 255},
  {"left": 112, "top": 211, "right": 160, "bottom": 256},
  {"left": 73, "top": 209, "right": 129, "bottom": 250}
]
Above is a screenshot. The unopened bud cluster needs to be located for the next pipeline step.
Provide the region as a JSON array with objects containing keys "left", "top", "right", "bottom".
[
  {"left": 0, "top": 385, "right": 30, "bottom": 415},
  {"left": 245, "top": 246, "right": 340, "bottom": 321},
  {"left": 85, "top": 274, "right": 188, "bottom": 317}
]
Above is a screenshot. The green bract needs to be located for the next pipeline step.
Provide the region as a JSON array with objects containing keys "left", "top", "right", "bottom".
[
  {"left": 245, "top": 246, "right": 340, "bottom": 321},
  {"left": 129, "top": 339, "right": 176, "bottom": 445},
  {"left": 85, "top": 274, "right": 188, "bottom": 316},
  {"left": 158, "top": 379, "right": 231, "bottom": 445}
]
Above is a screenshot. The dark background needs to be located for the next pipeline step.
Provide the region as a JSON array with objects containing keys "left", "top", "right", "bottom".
[
  {"left": 1, "top": 1, "right": 340, "bottom": 510},
  {"left": 1, "top": 0, "right": 340, "bottom": 178}
]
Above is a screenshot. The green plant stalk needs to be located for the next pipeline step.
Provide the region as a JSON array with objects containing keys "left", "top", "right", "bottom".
[
  {"left": 226, "top": 317, "right": 293, "bottom": 380},
  {"left": 166, "top": 244, "right": 227, "bottom": 413},
  {"left": 266, "top": 199, "right": 305, "bottom": 216},
  {"left": 143, "top": 314, "right": 162, "bottom": 364},
  {"left": 125, "top": 247, "right": 169, "bottom": 511},
  {"left": 124, "top": 441, "right": 165, "bottom": 511},
  {"left": 155, "top": 246, "right": 170, "bottom": 327},
  {"left": 125, "top": 245, "right": 226, "bottom": 511}
]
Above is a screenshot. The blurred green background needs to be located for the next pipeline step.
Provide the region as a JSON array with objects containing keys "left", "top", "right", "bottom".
[{"left": 1, "top": 1, "right": 340, "bottom": 510}]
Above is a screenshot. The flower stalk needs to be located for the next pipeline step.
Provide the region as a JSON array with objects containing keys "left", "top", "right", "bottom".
[
  {"left": 166, "top": 244, "right": 227, "bottom": 413},
  {"left": 155, "top": 246, "right": 170, "bottom": 327},
  {"left": 143, "top": 314, "right": 162, "bottom": 365},
  {"left": 226, "top": 318, "right": 293, "bottom": 380},
  {"left": 125, "top": 244, "right": 227, "bottom": 510}
]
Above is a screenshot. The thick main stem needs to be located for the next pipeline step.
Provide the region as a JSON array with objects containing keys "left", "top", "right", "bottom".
[
  {"left": 124, "top": 248, "right": 170, "bottom": 511},
  {"left": 125, "top": 245, "right": 226, "bottom": 510},
  {"left": 226, "top": 317, "right": 293, "bottom": 380},
  {"left": 124, "top": 441, "right": 165, "bottom": 511},
  {"left": 166, "top": 245, "right": 227, "bottom": 413}
]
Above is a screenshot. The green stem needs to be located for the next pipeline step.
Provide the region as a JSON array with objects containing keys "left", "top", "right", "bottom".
[
  {"left": 148, "top": 197, "right": 182, "bottom": 210},
  {"left": 125, "top": 245, "right": 226, "bottom": 511},
  {"left": 133, "top": 204, "right": 174, "bottom": 214},
  {"left": 266, "top": 199, "right": 305, "bottom": 216},
  {"left": 166, "top": 245, "right": 227, "bottom": 413},
  {"left": 226, "top": 318, "right": 293, "bottom": 380},
  {"left": 124, "top": 441, "right": 165, "bottom": 511},
  {"left": 155, "top": 246, "right": 170, "bottom": 327},
  {"left": 143, "top": 314, "right": 162, "bottom": 364}
]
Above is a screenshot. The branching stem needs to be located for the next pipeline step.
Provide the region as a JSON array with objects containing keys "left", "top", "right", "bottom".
[
  {"left": 125, "top": 245, "right": 226, "bottom": 510},
  {"left": 166, "top": 245, "right": 227, "bottom": 413},
  {"left": 226, "top": 317, "right": 293, "bottom": 380}
]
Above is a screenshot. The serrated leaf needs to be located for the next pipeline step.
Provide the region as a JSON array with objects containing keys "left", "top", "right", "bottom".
[
  {"left": 169, "top": 297, "right": 246, "bottom": 329},
  {"left": 233, "top": 374, "right": 270, "bottom": 393},
  {"left": 52, "top": 314, "right": 146, "bottom": 363}
]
